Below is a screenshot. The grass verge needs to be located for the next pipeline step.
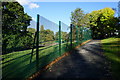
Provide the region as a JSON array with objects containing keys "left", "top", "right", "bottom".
[{"left": 101, "top": 37, "right": 120, "bottom": 80}]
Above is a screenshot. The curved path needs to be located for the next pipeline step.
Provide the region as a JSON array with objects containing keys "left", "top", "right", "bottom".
[{"left": 34, "top": 40, "right": 112, "bottom": 80}]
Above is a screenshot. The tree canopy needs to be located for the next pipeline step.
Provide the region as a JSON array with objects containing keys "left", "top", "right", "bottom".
[
  {"left": 71, "top": 7, "right": 119, "bottom": 39},
  {"left": 55, "top": 31, "right": 68, "bottom": 41},
  {"left": 87, "top": 7, "right": 118, "bottom": 38},
  {"left": 2, "top": 2, "right": 32, "bottom": 34},
  {"left": 2, "top": 1, "right": 33, "bottom": 54},
  {"left": 71, "top": 8, "right": 85, "bottom": 27},
  {"left": 39, "top": 26, "right": 54, "bottom": 42},
  {"left": 27, "top": 28, "right": 36, "bottom": 34}
]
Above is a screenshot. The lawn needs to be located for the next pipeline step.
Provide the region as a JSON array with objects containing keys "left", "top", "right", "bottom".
[
  {"left": 1, "top": 38, "right": 88, "bottom": 79},
  {"left": 1, "top": 39, "right": 83, "bottom": 79},
  {"left": 101, "top": 37, "right": 120, "bottom": 80},
  {"left": 1, "top": 44, "right": 60, "bottom": 79}
]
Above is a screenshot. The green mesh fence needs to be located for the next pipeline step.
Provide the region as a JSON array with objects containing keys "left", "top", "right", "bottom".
[
  {"left": 2, "top": 14, "right": 92, "bottom": 79},
  {"left": 60, "top": 22, "right": 71, "bottom": 55},
  {"left": 70, "top": 25, "right": 92, "bottom": 48}
]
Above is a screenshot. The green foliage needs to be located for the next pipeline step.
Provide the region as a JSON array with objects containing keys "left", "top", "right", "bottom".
[
  {"left": 40, "top": 25, "right": 45, "bottom": 31},
  {"left": 71, "top": 8, "right": 85, "bottom": 27},
  {"left": 2, "top": 2, "right": 32, "bottom": 34},
  {"left": 71, "top": 8, "right": 91, "bottom": 41},
  {"left": 55, "top": 31, "right": 68, "bottom": 41},
  {"left": 2, "top": 2, "right": 33, "bottom": 54},
  {"left": 39, "top": 26, "right": 54, "bottom": 42},
  {"left": 44, "top": 29, "right": 54, "bottom": 41},
  {"left": 72, "top": 26, "right": 77, "bottom": 40},
  {"left": 62, "top": 32, "right": 68, "bottom": 41},
  {"left": 88, "top": 7, "right": 118, "bottom": 39},
  {"left": 2, "top": 33, "right": 33, "bottom": 53},
  {"left": 71, "top": 7, "right": 119, "bottom": 39},
  {"left": 27, "top": 28, "right": 36, "bottom": 38},
  {"left": 27, "top": 28, "right": 36, "bottom": 34}
]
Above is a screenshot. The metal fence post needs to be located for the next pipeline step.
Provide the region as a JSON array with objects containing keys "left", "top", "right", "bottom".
[
  {"left": 82, "top": 27, "right": 84, "bottom": 41},
  {"left": 70, "top": 24, "right": 73, "bottom": 49},
  {"left": 36, "top": 14, "right": 39, "bottom": 61},
  {"left": 90, "top": 29, "right": 92, "bottom": 39},
  {"left": 76, "top": 26, "right": 79, "bottom": 46},
  {"left": 80, "top": 27, "right": 83, "bottom": 43},
  {"left": 59, "top": 21, "right": 61, "bottom": 56}
]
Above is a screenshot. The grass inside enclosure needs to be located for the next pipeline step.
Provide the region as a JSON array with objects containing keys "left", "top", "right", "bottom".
[{"left": 1, "top": 40, "right": 87, "bottom": 79}]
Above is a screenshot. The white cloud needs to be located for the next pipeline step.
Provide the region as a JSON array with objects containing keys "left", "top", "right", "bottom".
[
  {"left": 16, "top": 0, "right": 29, "bottom": 5},
  {"left": 29, "top": 3, "right": 40, "bottom": 9},
  {"left": 16, "top": 0, "right": 40, "bottom": 9}
]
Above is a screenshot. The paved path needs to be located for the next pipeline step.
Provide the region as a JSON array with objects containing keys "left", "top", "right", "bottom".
[{"left": 34, "top": 40, "right": 112, "bottom": 80}]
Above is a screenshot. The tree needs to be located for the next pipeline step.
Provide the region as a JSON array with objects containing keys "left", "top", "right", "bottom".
[
  {"left": 27, "top": 28, "right": 36, "bottom": 38},
  {"left": 39, "top": 25, "right": 54, "bottom": 42},
  {"left": 2, "top": 1, "right": 33, "bottom": 54},
  {"left": 27, "top": 28, "right": 36, "bottom": 34},
  {"left": 88, "top": 7, "right": 117, "bottom": 39},
  {"left": 71, "top": 8, "right": 85, "bottom": 27},
  {"left": 71, "top": 8, "right": 90, "bottom": 40},
  {"left": 40, "top": 25, "right": 44, "bottom": 31},
  {"left": 44, "top": 29, "right": 54, "bottom": 41},
  {"left": 61, "top": 32, "right": 67, "bottom": 41},
  {"left": 2, "top": 1, "right": 31, "bottom": 34},
  {"left": 39, "top": 25, "right": 46, "bottom": 42},
  {"left": 55, "top": 31, "right": 68, "bottom": 42}
]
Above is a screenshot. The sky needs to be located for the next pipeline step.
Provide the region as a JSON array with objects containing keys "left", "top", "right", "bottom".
[{"left": 15, "top": 0, "right": 119, "bottom": 29}]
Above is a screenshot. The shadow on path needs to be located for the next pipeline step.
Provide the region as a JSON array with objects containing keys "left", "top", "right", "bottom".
[{"left": 34, "top": 40, "right": 112, "bottom": 80}]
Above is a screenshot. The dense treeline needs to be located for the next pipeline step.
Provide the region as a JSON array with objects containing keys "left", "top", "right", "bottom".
[
  {"left": 2, "top": 1, "right": 33, "bottom": 54},
  {"left": 3, "top": 1, "right": 120, "bottom": 54},
  {"left": 39, "top": 25, "right": 54, "bottom": 42},
  {"left": 71, "top": 8, "right": 120, "bottom": 39},
  {"left": 2, "top": 1, "right": 68, "bottom": 54},
  {"left": 39, "top": 25, "right": 69, "bottom": 43},
  {"left": 88, "top": 8, "right": 119, "bottom": 39}
]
